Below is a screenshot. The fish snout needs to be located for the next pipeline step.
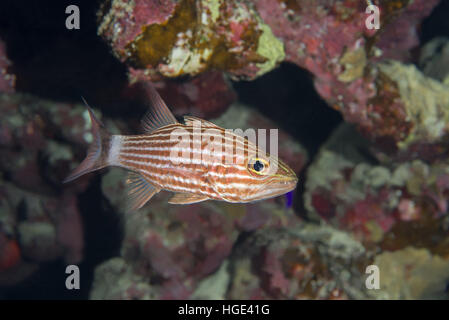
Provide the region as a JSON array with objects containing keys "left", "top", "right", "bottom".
[
  {"left": 263, "top": 174, "right": 298, "bottom": 198},
  {"left": 277, "top": 175, "right": 298, "bottom": 192}
]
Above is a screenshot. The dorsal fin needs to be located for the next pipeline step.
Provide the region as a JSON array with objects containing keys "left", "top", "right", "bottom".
[
  {"left": 183, "top": 116, "right": 221, "bottom": 128},
  {"left": 141, "top": 83, "right": 178, "bottom": 133}
]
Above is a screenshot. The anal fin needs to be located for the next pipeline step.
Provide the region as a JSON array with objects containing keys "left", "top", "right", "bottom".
[
  {"left": 168, "top": 192, "right": 209, "bottom": 205},
  {"left": 126, "top": 172, "right": 160, "bottom": 211}
]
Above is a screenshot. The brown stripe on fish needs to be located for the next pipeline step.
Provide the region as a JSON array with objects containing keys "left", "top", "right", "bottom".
[
  {"left": 138, "top": 168, "right": 219, "bottom": 199},
  {"left": 122, "top": 155, "right": 262, "bottom": 198},
  {"left": 120, "top": 153, "right": 204, "bottom": 177},
  {"left": 124, "top": 127, "right": 258, "bottom": 151},
  {"left": 121, "top": 156, "right": 261, "bottom": 187},
  {"left": 121, "top": 133, "right": 259, "bottom": 166}
]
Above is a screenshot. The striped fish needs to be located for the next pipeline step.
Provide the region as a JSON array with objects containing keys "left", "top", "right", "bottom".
[{"left": 64, "top": 83, "right": 297, "bottom": 210}]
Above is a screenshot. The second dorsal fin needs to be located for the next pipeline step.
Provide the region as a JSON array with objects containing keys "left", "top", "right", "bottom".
[
  {"left": 183, "top": 116, "right": 221, "bottom": 128},
  {"left": 141, "top": 83, "right": 178, "bottom": 133}
]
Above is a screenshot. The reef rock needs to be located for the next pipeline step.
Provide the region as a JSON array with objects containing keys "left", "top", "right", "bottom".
[
  {"left": 98, "top": 0, "right": 446, "bottom": 159},
  {"left": 305, "top": 123, "right": 449, "bottom": 252},
  {"left": 254, "top": 0, "right": 444, "bottom": 160},
  {"left": 368, "top": 247, "right": 449, "bottom": 299},
  {"left": 98, "top": 0, "right": 285, "bottom": 80},
  {"left": 0, "top": 93, "right": 93, "bottom": 286},
  {"left": 227, "top": 225, "right": 366, "bottom": 299},
  {"left": 303, "top": 122, "right": 449, "bottom": 299}
]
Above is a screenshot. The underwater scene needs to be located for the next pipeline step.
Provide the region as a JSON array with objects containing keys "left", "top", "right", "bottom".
[{"left": 1, "top": 0, "right": 449, "bottom": 300}]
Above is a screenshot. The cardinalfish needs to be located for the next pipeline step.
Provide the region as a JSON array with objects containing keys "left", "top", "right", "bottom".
[{"left": 64, "top": 83, "right": 298, "bottom": 210}]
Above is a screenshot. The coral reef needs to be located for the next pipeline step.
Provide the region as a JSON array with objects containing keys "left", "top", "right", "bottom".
[
  {"left": 99, "top": 0, "right": 446, "bottom": 160},
  {"left": 368, "top": 247, "right": 449, "bottom": 299},
  {"left": 0, "top": 93, "right": 94, "bottom": 286},
  {"left": 1, "top": 0, "right": 449, "bottom": 301},
  {"left": 227, "top": 225, "right": 366, "bottom": 299},
  {"left": 305, "top": 123, "right": 449, "bottom": 249},
  {"left": 304, "top": 123, "right": 449, "bottom": 299},
  {"left": 91, "top": 221, "right": 369, "bottom": 299},
  {"left": 254, "top": 0, "right": 445, "bottom": 160},
  {"left": 98, "top": 0, "right": 285, "bottom": 80}
]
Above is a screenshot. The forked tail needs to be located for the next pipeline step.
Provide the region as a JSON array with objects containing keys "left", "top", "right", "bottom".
[{"left": 63, "top": 102, "right": 111, "bottom": 183}]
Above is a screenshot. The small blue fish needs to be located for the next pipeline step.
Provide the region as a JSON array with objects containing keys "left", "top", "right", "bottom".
[{"left": 285, "top": 191, "right": 293, "bottom": 209}]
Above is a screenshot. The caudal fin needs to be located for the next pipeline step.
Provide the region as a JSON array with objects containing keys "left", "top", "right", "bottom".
[{"left": 63, "top": 102, "right": 111, "bottom": 183}]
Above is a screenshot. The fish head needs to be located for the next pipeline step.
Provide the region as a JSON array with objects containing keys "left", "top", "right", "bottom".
[
  {"left": 208, "top": 147, "right": 298, "bottom": 203},
  {"left": 240, "top": 152, "right": 298, "bottom": 202}
]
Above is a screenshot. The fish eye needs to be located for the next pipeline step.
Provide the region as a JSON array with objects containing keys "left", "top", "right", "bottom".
[
  {"left": 248, "top": 158, "right": 269, "bottom": 175},
  {"left": 253, "top": 160, "right": 264, "bottom": 172}
]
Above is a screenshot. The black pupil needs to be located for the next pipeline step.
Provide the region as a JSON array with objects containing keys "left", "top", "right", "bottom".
[{"left": 253, "top": 160, "right": 264, "bottom": 172}]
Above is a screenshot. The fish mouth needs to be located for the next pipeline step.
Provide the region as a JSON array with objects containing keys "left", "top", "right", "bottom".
[
  {"left": 243, "top": 175, "right": 298, "bottom": 202},
  {"left": 261, "top": 176, "right": 298, "bottom": 198},
  {"left": 270, "top": 176, "right": 298, "bottom": 192}
]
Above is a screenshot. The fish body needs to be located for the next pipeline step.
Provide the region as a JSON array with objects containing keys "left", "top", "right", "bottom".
[{"left": 64, "top": 84, "right": 297, "bottom": 210}]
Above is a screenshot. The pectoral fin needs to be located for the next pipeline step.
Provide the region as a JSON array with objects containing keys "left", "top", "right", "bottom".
[
  {"left": 126, "top": 172, "right": 160, "bottom": 211},
  {"left": 168, "top": 192, "right": 209, "bottom": 205}
]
